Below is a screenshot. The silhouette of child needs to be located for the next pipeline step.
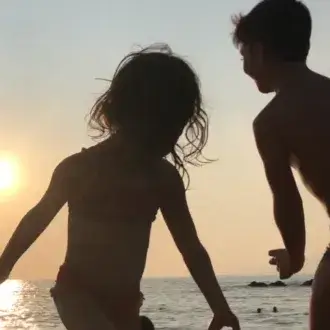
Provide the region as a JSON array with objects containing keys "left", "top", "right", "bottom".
[
  {"left": 0, "top": 44, "right": 240, "bottom": 330},
  {"left": 233, "top": 0, "right": 330, "bottom": 328}
]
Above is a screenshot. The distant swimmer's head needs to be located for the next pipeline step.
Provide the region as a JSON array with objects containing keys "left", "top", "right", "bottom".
[
  {"left": 140, "top": 316, "right": 155, "bottom": 330},
  {"left": 232, "top": 0, "right": 312, "bottom": 93},
  {"left": 257, "top": 308, "right": 262, "bottom": 313},
  {"left": 273, "top": 306, "right": 278, "bottom": 313},
  {"left": 88, "top": 43, "right": 209, "bottom": 186}
]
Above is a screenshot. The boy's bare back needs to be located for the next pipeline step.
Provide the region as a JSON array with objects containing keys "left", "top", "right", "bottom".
[{"left": 254, "top": 70, "right": 330, "bottom": 211}]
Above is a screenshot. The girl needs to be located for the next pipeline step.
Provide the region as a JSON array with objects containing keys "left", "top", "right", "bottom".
[{"left": 0, "top": 44, "right": 240, "bottom": 330}]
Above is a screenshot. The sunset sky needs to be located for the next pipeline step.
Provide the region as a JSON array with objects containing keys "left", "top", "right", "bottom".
[{"left": 0, "top": 0, "right": 330, "bottom": 279}]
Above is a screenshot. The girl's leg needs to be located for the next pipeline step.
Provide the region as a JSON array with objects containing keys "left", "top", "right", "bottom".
[
  {"left": 51, "top": 286, "right": 116, "bottom": 330},
  {"left": 310, "top": 249, "right": 330, "bottom": 330}
]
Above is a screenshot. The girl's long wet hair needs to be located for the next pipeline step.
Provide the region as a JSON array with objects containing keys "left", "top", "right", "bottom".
[{"left": 88, "top": 44, "right": 210, "bottom": 188}]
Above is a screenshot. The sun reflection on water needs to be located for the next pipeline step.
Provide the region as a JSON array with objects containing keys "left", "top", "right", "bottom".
[
  {"left": 0, "top": 280, "right": 22, "bottom": 312},
  {"left": 0, "top": 280, "right": 23, "bottom": 328}
]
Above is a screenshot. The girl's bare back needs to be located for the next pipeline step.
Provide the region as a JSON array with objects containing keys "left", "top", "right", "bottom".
[{"left": 63, "top": 143, "right": 160, "bottom": 292}]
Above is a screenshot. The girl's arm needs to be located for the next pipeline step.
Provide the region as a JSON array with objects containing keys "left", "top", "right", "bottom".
[
  {"left": 159, "top": 161, "right": 232, "bottom": 316},
  {"left": 0, "top": 155, "right": 76, "bottom": 278}
]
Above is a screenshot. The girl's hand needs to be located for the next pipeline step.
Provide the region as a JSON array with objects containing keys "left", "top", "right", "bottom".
[{"left": 208, "top": 311, "right": 241, "bottom": 330}]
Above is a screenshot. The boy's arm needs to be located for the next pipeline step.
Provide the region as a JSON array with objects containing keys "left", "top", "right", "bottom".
[
  {"left": 253, "top": 116, "right": 305, "bottom": 272},
  {"left": 0, "top": 155, "right": 75, "bottom": 275},
  {"left": 159, "top": 162, "right": 231, "bottom": 315}
]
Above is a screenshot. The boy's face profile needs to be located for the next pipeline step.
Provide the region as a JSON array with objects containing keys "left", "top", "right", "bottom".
[{"left": 240, "top": 43, "right": 275, "bottom": 94}]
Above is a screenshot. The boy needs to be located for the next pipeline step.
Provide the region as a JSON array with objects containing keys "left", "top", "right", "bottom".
[{"left": 232, "top": 0, "right": 330, "bottom": 328}]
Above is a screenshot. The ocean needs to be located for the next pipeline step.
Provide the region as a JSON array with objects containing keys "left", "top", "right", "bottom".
[{"left": 0, "top": 275, "right": 312, "bottom": 329}]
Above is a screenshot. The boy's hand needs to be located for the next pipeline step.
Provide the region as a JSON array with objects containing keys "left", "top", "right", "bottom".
[
  {"left": 208, "top": 311, "right": 240, "bottom": 330},
  {"left": 269, "top": 248, "right": 304, "bottom": 279}
]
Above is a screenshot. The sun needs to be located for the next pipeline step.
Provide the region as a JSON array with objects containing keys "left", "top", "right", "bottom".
[
  {"left": 0, "top": 157, "right": 19, "bottom": 195},
  {"left": 0, "top": 161, "right": 15, "bottom": 190}
]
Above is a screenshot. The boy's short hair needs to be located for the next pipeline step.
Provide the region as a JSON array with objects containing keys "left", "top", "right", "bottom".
[{"left": 232, "top": 0, "right": 312, "bottom": 62}]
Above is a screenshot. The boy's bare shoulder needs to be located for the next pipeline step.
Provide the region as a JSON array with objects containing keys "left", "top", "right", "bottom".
[
  {"left": 253, "top": 96, "right": 284, "bottom": 135},
  {"left": 254, "top": 72, "right": 330, "bottom": 131}
]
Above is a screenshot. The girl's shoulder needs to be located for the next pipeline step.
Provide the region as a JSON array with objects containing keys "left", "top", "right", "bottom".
[
  {"left": 57, "top": 146, "right": 97, "bottom": 178},
  {"left": 153, "top": 159, "right": 183, "bottom": 188}
]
